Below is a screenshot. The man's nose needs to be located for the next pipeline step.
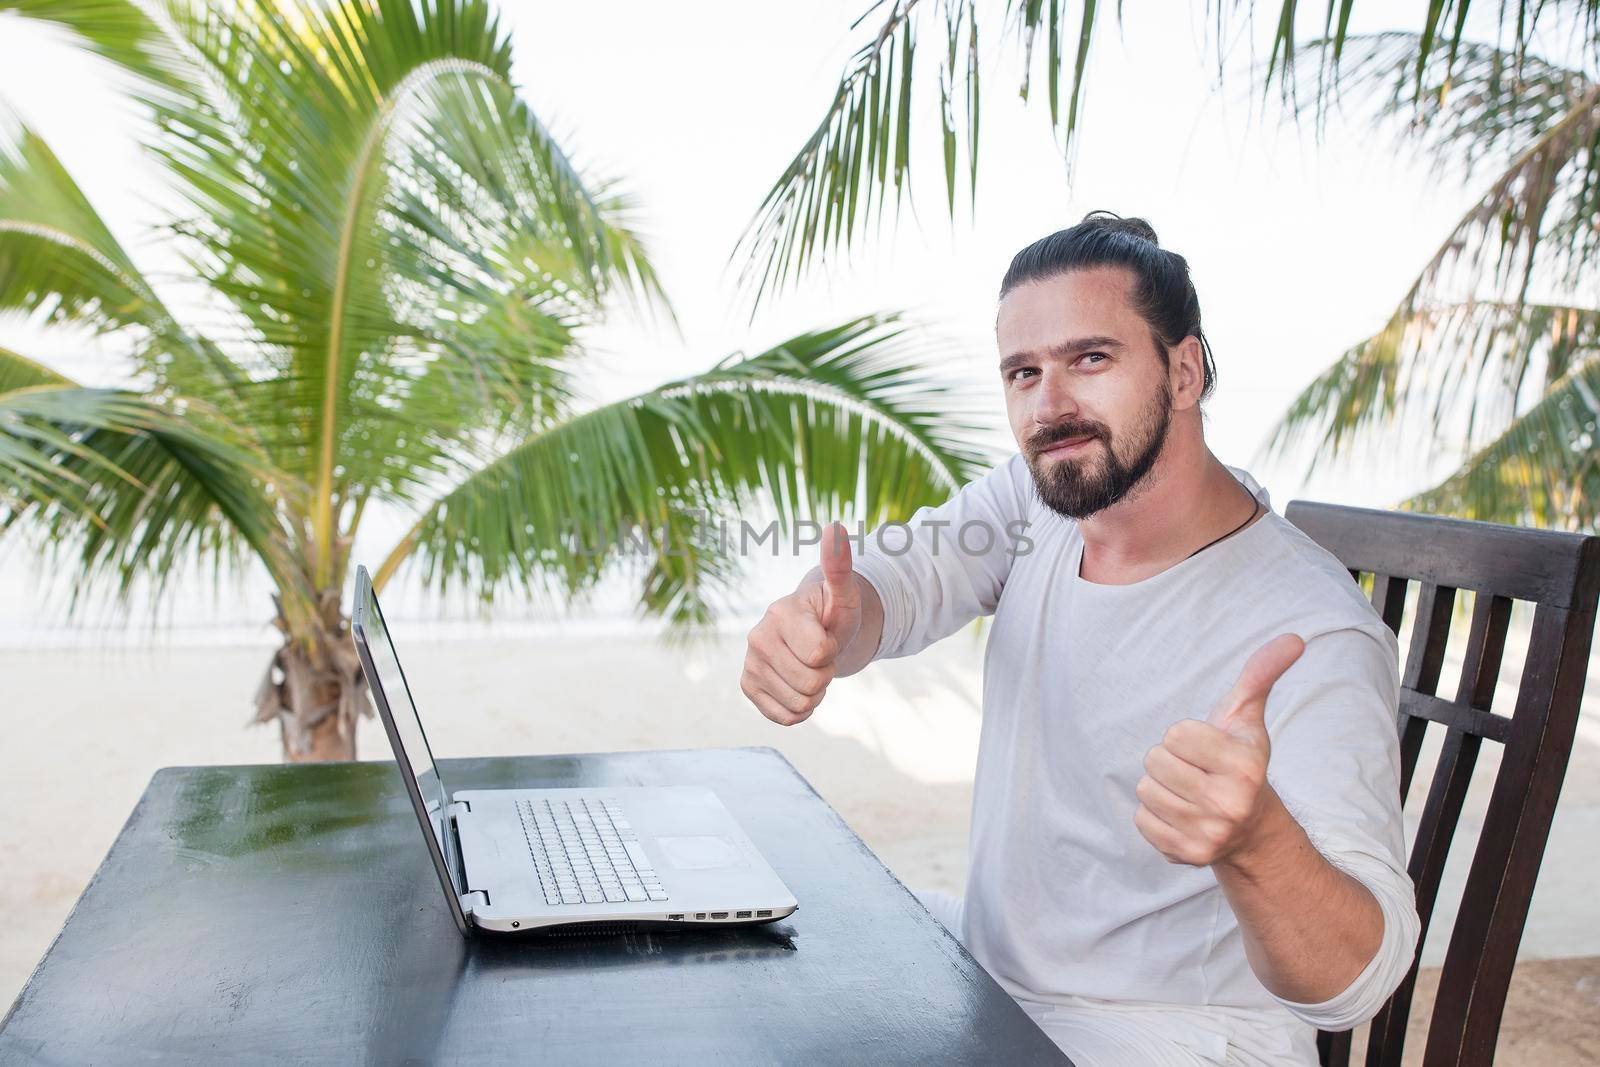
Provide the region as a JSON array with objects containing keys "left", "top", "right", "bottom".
[{"left": 1032, "top": 367, "right": 1080, "bottom": 426}]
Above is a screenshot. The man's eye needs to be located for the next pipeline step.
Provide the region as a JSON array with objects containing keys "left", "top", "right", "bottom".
[
  {"left": 1008, "top": 367, "right": 1039, "bottom": 382},
  {"left": 1081, "top": 352, "right": 1107, "bottom": 365}
]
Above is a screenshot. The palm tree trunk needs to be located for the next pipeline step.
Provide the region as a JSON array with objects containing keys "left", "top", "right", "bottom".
[{"left": 253, "top": 603, "right": 369, "bottom": 762}]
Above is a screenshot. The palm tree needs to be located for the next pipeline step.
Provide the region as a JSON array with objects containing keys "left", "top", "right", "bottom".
[
  {"left": 1259, "top": 25, "right": 1600, "bottom": 530},
  {"left": 746, "top": 0, "right": 1600, "bottom": 529},
  {"left": 0, "top": 0, "right": 989, "bottom": 761}
]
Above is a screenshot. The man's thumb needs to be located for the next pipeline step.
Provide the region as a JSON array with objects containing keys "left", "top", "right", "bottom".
[
  {"left": 1210, "top": 633, "right": 1305, "bottom": 735},
  {"left": 819, "top": 522, "right": 858, "bottom": 630}
]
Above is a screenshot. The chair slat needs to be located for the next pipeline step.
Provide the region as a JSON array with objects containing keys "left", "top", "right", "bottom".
[
  {"left": 1395, "top": 714, "right": 1430, "bottom": 811},
  {"left": 1401, "top": 583, "right": 1455, "bottom": 696},
  {"left": 1398, "top": 693, "right": 1512, "bottom": 744},
  {"left": 1453, "top": 594, "right": 1513, "bottom": 712},
  {"left": 1367, "top": 728, "right": 1483, "bottom": 1065},
  {"left": 1397, "top": 584, "right": 1455, "bottom": 801},
  {"left": 1370, "top": 575, "right": 1407, "bottom": 636},
  {"left": 1317, "top": 1028, "right": 1351, "bottom": 1067}
]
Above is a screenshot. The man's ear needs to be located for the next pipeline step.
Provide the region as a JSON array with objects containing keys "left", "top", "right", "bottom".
[{"left": 1170, "top": 335, "right": 1205, "bottom": 410}]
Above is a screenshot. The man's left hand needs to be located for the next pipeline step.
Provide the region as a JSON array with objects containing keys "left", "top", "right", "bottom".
[{"left": 1134, "top": 633, "right": 1305, "bottom": 867}]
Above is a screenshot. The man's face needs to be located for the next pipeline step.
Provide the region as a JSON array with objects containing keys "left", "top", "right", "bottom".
[{"left": 996, "top": 268, "right": 1173, "bottom": 519}]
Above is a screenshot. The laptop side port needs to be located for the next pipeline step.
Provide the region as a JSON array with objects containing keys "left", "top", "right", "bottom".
[
  {"left": 668, "top": 914, "right": 684, "bottom": 920},
  {"left": 695, "top": 912, "right": 706, "bottom": 919},
  {"left": 756, "top": 910, "right": 772, "bottom": 917},
  {"left": 736, "top": 910, "right": 752, "bottom": 918},
  {"left": 710, "top": 911, "right": 728, "bottom": 919}
]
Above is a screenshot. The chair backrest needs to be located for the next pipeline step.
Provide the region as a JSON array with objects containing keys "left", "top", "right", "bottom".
[{"left": 1284, "top": 500, "right": 1600, "bottom": 1067}]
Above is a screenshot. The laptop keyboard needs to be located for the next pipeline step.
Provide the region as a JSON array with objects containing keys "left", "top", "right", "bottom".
[{"left": 516, "top": 796, "right": 668, "bottom": 906}]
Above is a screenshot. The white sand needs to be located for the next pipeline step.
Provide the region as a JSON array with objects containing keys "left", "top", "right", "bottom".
[{"left": 4, "top": 614, "right": 1598, "bottom": 1006}]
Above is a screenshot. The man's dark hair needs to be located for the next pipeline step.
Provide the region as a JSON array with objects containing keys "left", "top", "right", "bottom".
[{"left": 999, "top": 211, "right": 1216, "bottom": 402}]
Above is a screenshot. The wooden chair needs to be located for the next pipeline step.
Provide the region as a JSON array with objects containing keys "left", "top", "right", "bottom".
[{"left": 1283, "top": 501, "right": 1600, "bottom": 1067}]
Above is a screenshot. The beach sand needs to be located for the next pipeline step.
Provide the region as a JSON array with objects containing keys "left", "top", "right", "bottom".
[{"left": 3, "top": 621, "right": 1597, "bottom": 1060}]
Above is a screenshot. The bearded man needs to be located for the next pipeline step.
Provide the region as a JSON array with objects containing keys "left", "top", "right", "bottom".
[{"left": 739, "top": 212, "right": 1419, "bottom": 1065}]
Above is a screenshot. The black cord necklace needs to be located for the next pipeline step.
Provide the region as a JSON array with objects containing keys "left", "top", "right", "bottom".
[{"left": 1184, "top": 491, "right": 1262, "bottom": 561}]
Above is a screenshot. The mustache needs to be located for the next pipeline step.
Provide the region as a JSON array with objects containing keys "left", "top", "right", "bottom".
[{"left": 1026, "top": 421, "right": 1106, "bottom": 454}]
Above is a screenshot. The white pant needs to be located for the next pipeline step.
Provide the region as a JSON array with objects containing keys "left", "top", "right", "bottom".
[{"left": 911, "top": 886, "right": 1300, "bottom": 1067}]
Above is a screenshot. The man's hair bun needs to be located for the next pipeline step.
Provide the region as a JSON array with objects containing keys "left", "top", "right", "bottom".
[{"left": 1077, "top": 210, "right": 1159, "bottom": 246}]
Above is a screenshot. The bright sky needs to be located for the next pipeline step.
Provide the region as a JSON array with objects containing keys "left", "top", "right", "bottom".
[{"left": 0, "top": 2, "right": 1509, "bottom": 637}]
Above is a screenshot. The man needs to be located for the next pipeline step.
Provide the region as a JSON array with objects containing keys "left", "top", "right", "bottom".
[{"left": 739, "top": 212, "right": 1419, "bottom": 1065}]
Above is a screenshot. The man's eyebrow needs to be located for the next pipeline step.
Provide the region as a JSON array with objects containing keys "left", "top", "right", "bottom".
[{"left": 998, "top": 336, "right": 1126, "bottom": 372}]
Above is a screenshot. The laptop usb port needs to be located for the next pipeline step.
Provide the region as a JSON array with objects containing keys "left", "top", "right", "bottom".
[
  {"left": 756, "top": 910, "right": 772, "bottom": 917},
  {"left": 710, "top": 911, "right": 728, "bottom": 919},
  {"left": 668, "top": 914, "right": 684, "bottom": 920},
  {"left": 736, "top": 910, "right": 751, "bottom": 918}
]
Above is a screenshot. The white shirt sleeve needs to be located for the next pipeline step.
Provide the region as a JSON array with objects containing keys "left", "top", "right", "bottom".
[
  {"left": 1262, "top": 624, "right": 1421, "bottom": 1031},
  {"left": 850, "top": 453, "right": 1036, "bottom": 661}
]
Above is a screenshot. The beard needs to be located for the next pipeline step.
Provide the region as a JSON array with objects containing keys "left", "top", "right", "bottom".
[{"left": 1024, "top": 382, "right": 1172, "bottom": 520}]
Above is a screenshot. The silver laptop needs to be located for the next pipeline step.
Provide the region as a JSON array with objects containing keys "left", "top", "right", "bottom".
[{"left": 350, "top": 565, "right": 799, "bottom": 935}]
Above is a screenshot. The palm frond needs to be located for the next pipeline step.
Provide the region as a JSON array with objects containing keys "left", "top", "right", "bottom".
[
  {"left": 0, "top": 344, "right": 72, "bottom": 392},
  {"left": 734, "top": 0, "right": 925, "bottom": 310},
  {"left": 1276, "top": 32, "right": 1591, "bottom": 161},
  {"left": 0, "top": 0, "right": 213, "bottom": 94},
  {"left": 1260, "top": 2, "right": 1600, "bottom": 111},
  {"left": 0, "top": 352, "right": 96, "bottom": 515},
  {"left": 1258, "top": 299, "right": 1600, "bottom": 475},
  {"left": 1270, "top": 31, "right": 1600, "bottom": 314},
  {"left": 0, "top": 108, "right": 258, "bottom": 413},
  {"left": 735, "top": 0, "right": 1115, "bottom": 310},
  {"left": 0, "top": 384, "right": 314, "bottom": 625},
  {"left": 0, "top": 111, "right": 166, "bottom": 337},
  {"left": 373, "top": 314, "right": 993, "bottom": 626},
  {"left": 1405, "top": 350, "right": 1600, "bottom": 530},
  {"left": 741, "top": 1, "right": 1600, "bottom": 311}
]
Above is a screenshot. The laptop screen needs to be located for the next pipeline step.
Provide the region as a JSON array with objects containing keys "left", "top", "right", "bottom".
[{"left": 351, "top": 567, "right": 462, "bottom": 905}]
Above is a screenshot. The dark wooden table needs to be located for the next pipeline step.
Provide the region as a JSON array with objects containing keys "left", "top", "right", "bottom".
[{"left": 1, "top": 746, "right": 1069, "bottom": 1064}]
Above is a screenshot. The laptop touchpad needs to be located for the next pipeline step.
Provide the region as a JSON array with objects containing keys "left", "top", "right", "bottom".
[{"left": 656, "top": 835, "right": 748, "bottom": 870}]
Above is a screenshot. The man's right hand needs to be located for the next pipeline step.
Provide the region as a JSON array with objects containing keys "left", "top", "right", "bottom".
[{"left": 741, "top": 522, "right": 865, "bottom": 726}]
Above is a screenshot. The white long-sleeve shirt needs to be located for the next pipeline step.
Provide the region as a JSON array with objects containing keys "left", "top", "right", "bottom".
[{"left": 850, "top": 454, "right": 1420, "bottom": 1066}]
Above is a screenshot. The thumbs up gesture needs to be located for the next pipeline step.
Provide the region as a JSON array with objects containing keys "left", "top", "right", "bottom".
[
  {"left": 1134, "top": 634, "right": 1305, "bottom": 867},
  {"left": 740, "top": 523, "right": 865, "bottom": 726}
]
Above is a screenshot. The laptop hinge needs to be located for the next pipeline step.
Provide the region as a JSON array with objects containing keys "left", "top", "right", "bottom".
[{"left": 447, "top": 800, "right": 484, "bottom": 916}]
